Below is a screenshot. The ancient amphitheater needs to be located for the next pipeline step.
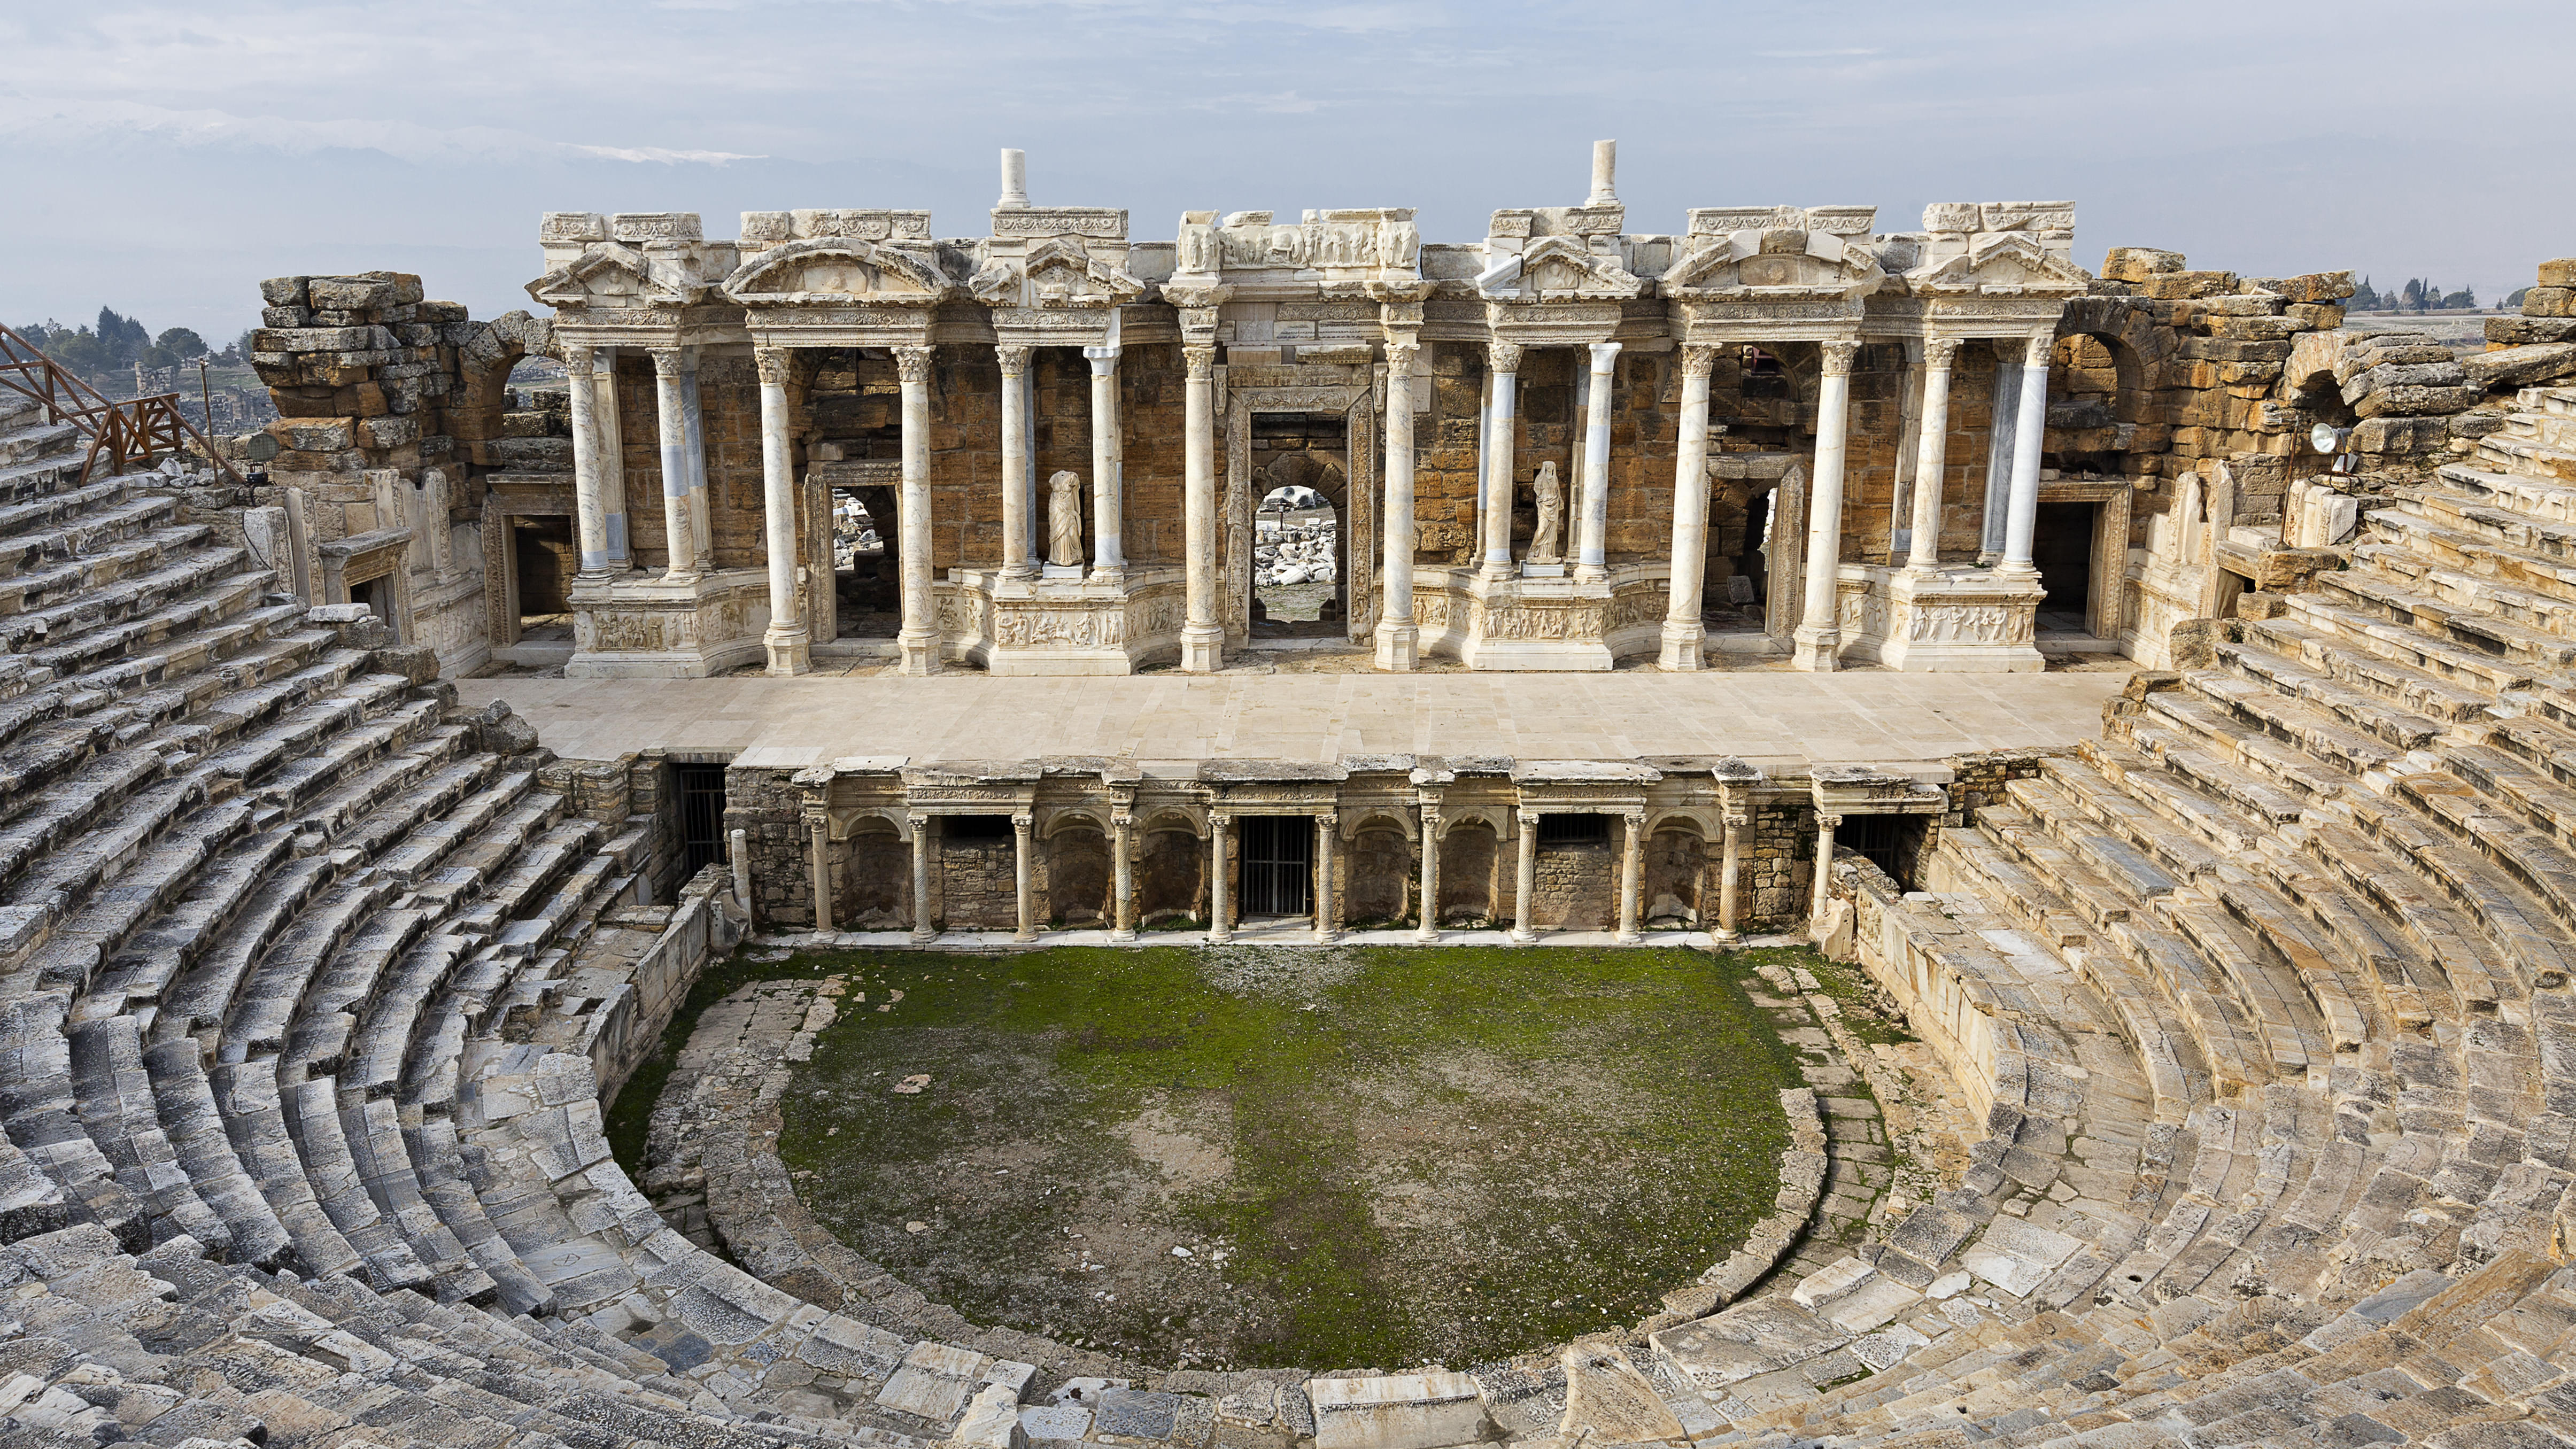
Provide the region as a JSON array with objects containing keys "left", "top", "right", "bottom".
[{"left": 4, "top": 148, "right": 2576, "bottom": 1449}]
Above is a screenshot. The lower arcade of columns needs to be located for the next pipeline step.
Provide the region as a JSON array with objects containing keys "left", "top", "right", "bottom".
[{"left": 509, "top": 156, "right": 2091, "bottom": 679}]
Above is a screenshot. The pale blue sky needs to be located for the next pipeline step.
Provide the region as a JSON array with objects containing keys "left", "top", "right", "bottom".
[{"left": 4, "top": 0, "right": 2563, "bottom": 339}]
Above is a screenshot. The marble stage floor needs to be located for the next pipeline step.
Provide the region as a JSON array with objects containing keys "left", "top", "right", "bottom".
[{"left": 461, "top": 665, "right": 2134, "bottom": 773}]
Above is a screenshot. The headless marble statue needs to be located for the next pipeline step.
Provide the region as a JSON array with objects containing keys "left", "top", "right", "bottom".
[
  {"left": 1047, "top": 470, "right": 1085, "bottom": 568},
  {"left": 1528, "top": 460, "right": 1565, "bottom": 564}
]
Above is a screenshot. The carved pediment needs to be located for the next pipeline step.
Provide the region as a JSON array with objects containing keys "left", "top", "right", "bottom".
[
  {"left": 1662, "top": 230, "right": 1885, "bottom": 302},
  {"left": 968, "top": 235, "right": 1144, "bottom": 309},
  {"left": 1909, "top": 232, "right": 2091, "bottom": 296},
  {"left": 525, "top": 243, "right": 701, "bottom": 309},
  {"left": 1482, "top": 235, "right": 1643, "bottom": 304},
  {"left": 722, "top": 237, "right": 954, "bottom": 307}
]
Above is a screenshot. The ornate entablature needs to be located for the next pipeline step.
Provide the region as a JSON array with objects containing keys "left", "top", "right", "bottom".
[
  {"left": 1168, "top": 208, "right": 1423, "bottom": 301},
  {"left": 720, "top": 224, "right": 957, "bottom": 348},
  {"left": 528, "top": 213, "right": 740, "bottom": 345},
  {"left": 973, "top": 207, "right": 1144, "bottom": 348},
  {"left": 1869, "top": 202, "right": 2090, "bottom": 337}
]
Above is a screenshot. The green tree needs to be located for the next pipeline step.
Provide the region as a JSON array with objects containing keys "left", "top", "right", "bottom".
[
  {"left": 154, "top": 327, "right": 207, "bottom": 360},
  {"left": 2508, "top": 286, "right": 2532, "bottom": 309}
]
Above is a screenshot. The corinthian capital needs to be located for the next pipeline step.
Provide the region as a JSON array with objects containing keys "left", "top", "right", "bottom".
[
  {"left": 994, "top": 344, "right": 1032, "bottom": 378},
  {"left": 1383, "top": 340, "right": 1419, "bottom": 375},
  {"left": 2023, "top": 333, "right": 2056, "bottom": 369},
  {"left": 893, "top": 345, "right": 935, "bottom": 385},
  {"left": 753, "top": 347, "right": 791, "bottom": 385},
  {"left": 1922, "top": 336, "right": 1963, "bottom": 370},
  {"left": 650, "top": 347, "right": 683, "bottom": 378},
  {"left": 1183, "top": 344, "right": 1216, "bottom": 381},
  {"left": 1681, "top": 344, "right": 1720, "bottom": 379},
  {"left": 1488, "top": 340, "right": 1525, "bottom": 374},
  {"left": 1820, "top": 340, "right": 1861, "bottom": 377}
]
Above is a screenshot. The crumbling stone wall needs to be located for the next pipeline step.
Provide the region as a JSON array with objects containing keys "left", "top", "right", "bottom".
[
  {"left": 722, "top": 766, "right": 810, "bottom": 926},
  {"left": 1752, "top": 801, "right": 1814, "bottom": 931}
]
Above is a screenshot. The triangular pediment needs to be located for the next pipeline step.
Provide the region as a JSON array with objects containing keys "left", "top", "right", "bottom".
[
  {"left": 1909, "top": 232, "right": 2091, "bottom": 295},
  {"left": 525, "top": 243, "right": 698, "bottom": 309},
  {"left": 1662, "top": 230, "right": 1884, "bottom": 301},
  {"left": 1483, "top": 235, "right": 1643, "bottom": 303},
  {"left": 969, "top": 236, "right": 1144, "bottom": 309},
  {"left": 722, "top": 237, "right": 953, "bottom": 306}
]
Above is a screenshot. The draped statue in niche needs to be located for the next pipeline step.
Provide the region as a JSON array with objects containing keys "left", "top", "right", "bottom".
[
  {"left": 1528, "top": 460, "right": 1566, "bottom": 564},
  {"left": 1047, "top": 470, "right": 1085, "bottom": 568}
]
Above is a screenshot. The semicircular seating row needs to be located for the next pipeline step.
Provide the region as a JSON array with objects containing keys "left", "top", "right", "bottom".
[{"left": 0, "top": 377, "right": 2573, "bottom": 1449}]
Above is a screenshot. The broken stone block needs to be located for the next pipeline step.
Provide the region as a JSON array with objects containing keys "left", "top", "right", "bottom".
[
  {"left": 2100, "top": 247, "right": 2185, "bottom": 283},
  {"left": 1306, "top": 1373, "right": 1490, "bottom": 1449},
  {"left": 2460, "top": 343, "right": 2576, "bottom": 390}
]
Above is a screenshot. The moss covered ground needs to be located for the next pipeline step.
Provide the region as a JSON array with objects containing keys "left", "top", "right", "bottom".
[{"left": 749, "top": 943, "right": 1806, "bottom": 1371}]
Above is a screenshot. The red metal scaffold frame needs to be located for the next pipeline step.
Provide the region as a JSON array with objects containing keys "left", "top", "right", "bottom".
[{"left": 0, "top": 322, "right": 247, "bottom": 486}]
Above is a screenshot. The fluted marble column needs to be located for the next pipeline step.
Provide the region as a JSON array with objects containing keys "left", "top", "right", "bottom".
[
  {"left": 997, "top": 346, "right": 1034, "bottom": 579},
  {"left": 1791, "top": 340, "right": 1862, "bottom": 672},
  {"left": 1415, "top": 807, "right": 1440, "bottom": 941},
  {"left": 1012, "top": 812, "right": 1036, "bottom": 942},
  {"left": 1575, "top": 342, "right": 1621, "bottom": 584},
  {"left": 1905, "top": 338, "right": 1962, "bottom": 573},
  {"left": 1181, "top": 344, "right": 1223, "bottom": 671},
  {"left": 682, "top": 350, "right": 711, "bottom": 565},
  {"left": 1207, "top": 817, "right": 1232, "bottom": 944},
  {"left": 593, "top": 347, "right": 630, "bottom": 570},
  {"left": 1110, "top": 812, "right": 1137, "bottom": 941},
  {"left": 1313, "top": 813, "right": 1337, "bottom": 943},
  {"left": 1659, "top": 345, "right": 1719, "bottom": 670},
  {"left": 909, "top": 812, "right": 935, "bottom": 942},
  {"left": 1715, "top": 811, "right": 1746, "bottom": 941},
  {"left": 1511, "top": 810, "right": 1539, "bottom": 943},
  {"left": 651, "top": 349, "right": 699, "bottom": 580},
  {"left": 806, "top": 811, "right": 832, "bottom": 933},
  {"left": 2000, "top": 333, "right": 2054, "bottom": 576},
  {"left": 1481, "top": 342, "right": 1522, "bottom": 580},
  {"left": 567, "top": 344, "right": 610, "bottom": 576},
  {"left": 1980, "top": 348, "right": 2020, "bottom": 564},
  {"left": 894, "top": 345, "right": 937, "bottom": 675},
  {"left": 754, "top": 347, "right": 809, "bottom": 675},
  {"left": 1810, "top": 811, "right": 1841, "bottom": 921},
  {"left": 1374, "top": 340, "right": 1420, "bottom": 670},
  {"left": 1615, "top": 810, "right": 1644, "bottom": 943},
  {"left": 1085, "top": 344, "right": 1125, "bottom": 580}
]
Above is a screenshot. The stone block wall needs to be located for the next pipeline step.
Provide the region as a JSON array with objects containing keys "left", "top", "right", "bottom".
[
  {"left": 933, "top": 834, "right": 1017, "bottom": 929},
  {"left": 1530, "top": 839, "right": 1616, "bottom": 931},
  {"left": 723, "top": 768, "right": 813, "bottom": 926},
  {"left": 1752, "top": 801, "right": 1815, "bottom": 930}
]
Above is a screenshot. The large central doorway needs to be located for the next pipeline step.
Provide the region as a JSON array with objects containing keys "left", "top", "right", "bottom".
[
  {"left": 1238, "top": 816, "right": 1314, "bottom": 917},
  {"left": 2034, "top": 500, "right": 2097, "bottom": 635},
  {"left": 1248, "top": 415, "right": 1349, "bottom": 642}
]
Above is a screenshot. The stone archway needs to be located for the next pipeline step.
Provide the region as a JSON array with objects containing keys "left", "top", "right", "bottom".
[{"left": 1224, "top": 377, "right": 1377, "bottom": 648}]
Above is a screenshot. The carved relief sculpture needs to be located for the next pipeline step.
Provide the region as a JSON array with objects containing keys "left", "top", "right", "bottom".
[
  {"left": 1528, "top": 461, "right": 1565, "bottom": 565},
  {"left": 1047, "top": 470, "right": 1085, "bottom": 568}
]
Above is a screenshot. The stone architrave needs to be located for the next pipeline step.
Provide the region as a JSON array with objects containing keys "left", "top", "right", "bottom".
[
  {"left": 1047, "top": 471, "right": 1085, "bottom": 568},
  {"left": 1528, "top": 461, "right": 1566, "bottom": 565}
]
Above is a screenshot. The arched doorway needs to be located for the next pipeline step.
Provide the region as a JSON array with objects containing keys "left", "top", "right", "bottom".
[{"left": 1249, "top": 428, "right": 1347, "bottom": 644}]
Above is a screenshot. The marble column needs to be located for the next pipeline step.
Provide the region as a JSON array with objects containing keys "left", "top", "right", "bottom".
[
  {"left": 1373, "top": 340, "right": 1420, "bottom": 670},
  {"left": 1181, "top": 344, "right": 1223, "bottom": 671},
  {"left": 1575, "top": 342, "right": 1621, "bottom": 584},
  {"left": 682, "top": 351, "right": 711, "bottom": 565},
  {"left": 755, "top": 347, "right": 810, "bottom": 675},
  {"left": 1981, "top": 348, "right": 2020, "bottom": 565},
  {"left": 1110, "top": 812, "right": 1137, "bottom": 941},
  {"left": 1012, "top": 812, "right": 1036, "bottom": 942},
  {"left": 1791, "top": 340, "right": 1862, "bottom": 672},
  {"left": 1715, "top": 812, "right": 1746, "bottom": 941},
  {"left": 593, "top": 348, "right": 630, "bottom": 570},
  {"left": 651, "top": 349, "right": 699, "bottom": 580},
  {"left": 567, "top": 344, "right": 610, "bottom": 576},
  {"left": 1615, "top": 810, "right": 1644, "bottom": 943},
  {"left": 1480, "top": 342, "right": 1523, "bottom": 580},
  {"left": 1084, "top": 344, "right": 1126, "bottom": 580},
  {"left": 1905, "top": 338, "right": 1962, "bottom": 574},
  {"left": 1511, "top": 810, "right": 1539, "bottom": 943},
  {"left": 1207, "top": 817, "right": 1232, "bottom": 944},
  {"left": 806, "top": 811, "right": 832, "bottom": 933},
  {"left": 1999, "top": 334, "right": 2054, "bottom": 577},
  {"left": 894, "top": 345, "right": 938, "bottom": 675},
  {"left": 909, "top": 812, "right": 935, "bottom": 942},
  {"left": 1809, "top": 811, "right": 1840, "bottom": 921},
  {"left": 1313, "top": 813, "right": 1337, "bottom": 943},
  {"left": 997, "top": 346, "right": 1034, "bottom": 579},
  {"left": 1415, "top": 808, "right": 1441, "bottom": 941},
  {"left": 1659, "top": 345, "right": 1719, "bottom": 670}
]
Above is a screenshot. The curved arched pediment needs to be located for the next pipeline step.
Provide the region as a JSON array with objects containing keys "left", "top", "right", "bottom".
[
  {"left": 1482, "top": 235, "right": 1645, "bottom": 304},
  {"left": 722, "top": 237, "right": 954, "bottom": 306},
  {"left": 1909, "top": 231, "right": 2092, "bottom": 296},
  {"left": 1663, "top": 230, "right": 1885, "bottom": 301},
  {"left": 525, "top": 243, "right": 701, "bottom": 309},
  {"left": 969, "top": 235, "right": 1146, "bottom": 309}
]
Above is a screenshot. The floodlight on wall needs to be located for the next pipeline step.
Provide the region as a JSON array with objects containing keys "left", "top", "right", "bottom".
[{"left": 2310, "top": 422, "right": 2350, "bottom": 454}]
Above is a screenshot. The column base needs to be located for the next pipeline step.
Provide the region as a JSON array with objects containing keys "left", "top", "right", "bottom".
[
  {"left": 1109, "top": 927, "right": 1138, "bottom": 943},
  {"left": 1180, "top": 623, "right": 1225, "bottom": 673},
  {"left": 1573, "top": 563, "right": 1606, "bottom": 585},
  {"left": 1790, "top": 624, "right": 1842, "bottom": 672},
  {"left": 909, "top": 928, "right": 937, "bottom": 944},
  {"left": 1087, "top": 565, "right": 1127, "bottom": 591},
  {"left": 1414, "top": 925, "right": 1439, "bottom": 942},
  {"left": 897, "top": 627, "right": 939, "bottom": 676},
  {"left": 1991, "top": 562, "right": 2040, "bottom": 583},
  {"left": 1712, "top": 926, "right": 1741, "bottom": 943},
  {"left": 764, "top": 625, "right": 812, "bottom": 677},
  {"left": 1372, "top": 620, "right": 1419, "bottom": 671},
  {"left": 662, "top": 570, "right": 703, "bottom": 587},
  {"left": 1312, "top": 926, "right": 1336, "bottom": 944},
  {"left": 1614, "top": 930, "right": 1642, "bottom": 945},
  {"left": 1479, "top": 561, "right": 1518, "bottom": 584},
  {"left": 1658, "top": 619, "right": 1705, "bottom": 671},
  {"left": 1206, "top": 927, "right": 1232, "bottom": 945},
  {"left": 1012, "top": 929, "right": 1039, "bottom": 943},
  {"left": 1508, "top": 927, "right": 1536, "bottom": 944}
]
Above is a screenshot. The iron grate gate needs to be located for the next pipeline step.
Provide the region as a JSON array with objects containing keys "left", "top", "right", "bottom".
[
  {"left": 677, "top": 763, "right": 729, "bottom": 878},
  {"left": 1238, "top": 816, "right": 1313, "bottom": 917}
]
